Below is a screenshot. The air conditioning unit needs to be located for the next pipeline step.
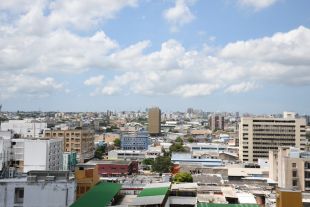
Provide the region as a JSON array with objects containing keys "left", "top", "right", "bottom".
[
  {"left": 45, "top": 176, "right": 55, "bottom": 181},
  {"left": 27, "top": 175, "right": 37, "bottom": 182}
]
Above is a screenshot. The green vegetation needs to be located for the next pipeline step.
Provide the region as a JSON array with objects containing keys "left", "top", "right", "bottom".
[
  {"left": 151, "top": 155, "right": 172, "bottom": 173},
  {"left": 188, "top": 136, "right": 194, "bottom": 143},
  {"left": 173, "top": 172, "right": 193, "bottom": 183},
  {"left": 94, "top": 145, "right": 105, "bottom": 159},
  {"left": 169, "top": 143, "right": 187, "bottom": 153},
  {"left": 114, "top": 138, "right": 121, "bottom": 148},
  {"left": 175, "top": 136, "right": 183, "bottom": 144},
  {"left": 142, "top": 158, "right": 154, "bottom": 166}
]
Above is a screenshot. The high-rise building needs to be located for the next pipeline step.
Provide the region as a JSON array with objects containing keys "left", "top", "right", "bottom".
[
  {"left": 269, "top": 147, "right": 310, "bottom": 192},
  {"left": 148, "top": 107, "right": 161, "bottom": 136},
  {"left": 208, "top": 114, "right": 224, "bottom": 131},
  {"left": 44, "top": 128, "right": 95, "bottom": 163},
  {"left": 239, "top": 116, "right": 306, "bottom": 162}
]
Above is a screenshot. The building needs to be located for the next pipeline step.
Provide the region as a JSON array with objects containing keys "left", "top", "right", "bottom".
[
  {"left": 121, "top": 132, "right": 149, "bottom": 150},
  {"left": 11, "top": 138, "right": 25, "bottom": 172},
  {"left": 148, "top": 107, "right": 161, "bottom": 136},
  {"left": 0, "top": 171, "right": 76, "bottom": 207},
  {"left": 63, "top": 151, "right": 77, "bottom": 171},
  {"left": 23, "top": 138, "right": 63, "bottom": 173},
  {"left": 86, "top": 160, "right": 138, "bottom": 177},
  {"left": 75, "top": 164, "right": 100, "bottom": 199},
  {"left": 44, "top": 128, "right": 95, "bottom": 162},
  {"left": 269, "top": 147, "right": 310, "bottom": 191},
  {"left": 171, "top": 153, "right": 223, "bottom": 167},
  {"left": 276, "top": 189, "right": 302, "bottom": 207},
  {"left": 0, "top": 131, "right": 12, "bottom": 172},
  {"left": 239, "top": 116, "right": 306, "bottom": 162},
  {"left": 208, "top": 114, "right": 224, "bottom": 131},
  {"left": 1, "top": 119, "right": 47, "bottom": 138},
  {"left": 108, "top": 150, "right": 146, "bottom": 160}
]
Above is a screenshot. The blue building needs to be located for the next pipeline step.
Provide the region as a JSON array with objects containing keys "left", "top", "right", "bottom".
[{"left": 121, "top": 132, "right": 149, "bottom": 150}]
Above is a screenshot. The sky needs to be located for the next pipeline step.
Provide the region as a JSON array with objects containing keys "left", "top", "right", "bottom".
[{"left": 0, "top": 0, "right": 310, "bottom": 113}]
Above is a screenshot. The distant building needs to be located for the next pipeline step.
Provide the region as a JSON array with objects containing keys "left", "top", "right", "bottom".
[
  {"left": 63, "top": 151, "right": 77, "bottom": 171},
  {"left": 1, "top": 119, "right": 47, "bottom": 138},
  {"left": 0, "top": 171, "right": 76, "bottom": 207},
  {"left": 44, "top": 128, "right": 95, "bottom": 162},
  {"left": 121, "top": 132, "right": 149, "bottom": 150},
  {"left": 23, "top": 138, "right": 63, "bottom": 173},
  {"left": 269, "top": 147, "right": 310, "bottom": 192},
  {"left": 108, "top": 150, "right": 145, "bottom": 161},
  {"left": 208, "top": 114, "right": 224, "bottom": 131},
  {"left": 171, "top": 152, "right": 223, "bottom": 167},
  {"left": 148, "top": 107, "right": 161, "bottom": 136},
  {"left": 239, "top": 116, "right": 306, "bottom": 162}
]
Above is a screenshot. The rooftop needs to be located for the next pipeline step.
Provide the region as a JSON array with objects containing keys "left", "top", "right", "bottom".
[
  {"left": 70, "top": 182, "right": 121, "bottom": 207},
  {"left": 197, "top": 204, "right": 260, "bottom": 207},
  {"left": 138, "top": 186, "right": 169, "bottom": 197}
]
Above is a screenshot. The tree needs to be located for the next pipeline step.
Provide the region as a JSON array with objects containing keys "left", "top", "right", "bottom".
[
  {"left": 142, "top": 158, "right": 154, "bottom": 166},
  {"left": 169, "top": 143, "right": 187, "bottom": 153},
  {"left": 94, "top": 145, "right": 105, "bottom": 159},
  {"left": 175, "top": 136, "right": 183, "bottom": 144},
  {"left": 152, "top": 156, "right": 172, "bottom": 173},
  {"left": 114, "top": 138, "right": 121, "bottom": 148},
  {"left": 188, "top": 136, "right": 194, "bottom": 143},
  {"left": 173, "top": 172, "right": 193, "bottom": 183}
]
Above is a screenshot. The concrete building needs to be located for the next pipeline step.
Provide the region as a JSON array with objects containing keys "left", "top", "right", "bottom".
[
  {"left": 121, "top": 132, "right": 149, "bottom": 150},
  {"left": 276, "top": 189, "right": 302, "bottom": 207},
  {"left": 0, "top": 171, "right": 76, "bottom": 207},
  {"left": 269, "top": 147, "right": 310, "bottom": 191},
  {"left": 239, "top": 116, "right": 306, "bottom": 162},
  {"left": 1, "top": 119, "right": 47, "bottom": 138},
  {"left": 171, "top": 153, "right": 223, "bottom": 167},
  {"left": 0, "top": 131, "right": 12, "bottom": 172},
  {"left": 208, "top": 114, "right": 224, "bottom": 131},
  {"left": 75, "top": 165, "right": 100, "bottom": 199},
  {"left": 11, "top": 138, "right": 25, "bottom": 172},
  {"left": 23, "top": 138, "right": 63, "bottom": 173},
  {"left": 63, "top": 152, "right": 77, "bottom": 171},
  {"left": 44, "top": 128, "right": 95, "bottom": 162},
  {"left": 148, "top": 107, "right": 161, "bottom": 136},
  {"left": 108, "top": 150, "right": 146, "bottom": 161}
]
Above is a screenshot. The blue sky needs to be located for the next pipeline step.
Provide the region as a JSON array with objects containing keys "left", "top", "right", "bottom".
[{"left": 0, "top": 0, "right": 310, "bottom": 114}]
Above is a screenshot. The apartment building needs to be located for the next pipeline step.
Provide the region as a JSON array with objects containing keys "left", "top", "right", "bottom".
[
  {"left": 239, "top": 116, "right": 306, "bottom": 162},
  {"left": 208, "top": 114, "right": 224, "bottom": 131},
  {"left": 23, "top": 138, "right": 63, "bottom": 173},
  {"left": 148, "top": 107, "right": 161, "bottom": 136},
  {"left": 44, "top": 128, "right": 95, "bottom": 162},
  {"left": 269, "top": 147, "right": 310, "bottom": 192}
]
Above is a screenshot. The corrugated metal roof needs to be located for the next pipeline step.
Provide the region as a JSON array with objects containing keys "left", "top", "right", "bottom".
[
  {"left": 131, "top": 195, "right": 166, "bottom": 205},
  {"left": 70, "top": 182, "right": 121, "bottom": 207},
  {"left": 138, "top": 187, "right": 169, "bottom": 197}
]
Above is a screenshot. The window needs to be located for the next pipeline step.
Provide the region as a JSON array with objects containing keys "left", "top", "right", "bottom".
[
  {"left": 292, "top": 180, "right": 297, "bottom": 187},
  {"left": 292, "top": 163, "right": 296, "bottom": 168},
  {"left": 292, "top": 170, "right": 297, "bottom": 177},
  {"left": 14, "top": 188, "right": 24, "bottom": 204}
]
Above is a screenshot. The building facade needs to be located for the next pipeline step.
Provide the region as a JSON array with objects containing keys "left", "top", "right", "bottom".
[
  {"left": 239, "top": 116, "right": 306, "bottom": 162},
  {"left": 269, "top": 147, "right": 310, "bottom": 192},
  {"left": 1, "top": 120, "right": 47, "bottom": 138},
  {"left": 44, "top": 128, "right": 95, "bottom": 162},
  {"left": 121, "top": 132, "right": 149, "bottom": 150},
  {"left": 148, "top": 107, "right": 161, "bottom": 136},
  {"left": 23, "top": 138, "right": 63, "bottom": 173},
  {"left": 0, "top": 171, "right": 76, "bottom": 207},
  {"left": 208, "top": 114, "right": 224, "bottom": 131}
]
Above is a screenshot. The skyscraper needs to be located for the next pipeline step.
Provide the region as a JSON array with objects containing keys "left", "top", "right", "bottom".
[{"left": 148, "top": 107, "right": 161, "bottom": 136}]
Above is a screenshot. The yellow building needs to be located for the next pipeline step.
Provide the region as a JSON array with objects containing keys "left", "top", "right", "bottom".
[
  {"left": 148, "top": 107, "right": 161, "bottom": 136},
  {"left": 276, "top": 189, "right": 302, "bottom": 207},
  {"left": 75, "top": 165, "right": 100, "bottom": 199},
  {"left": 44, "top": 128, "right": 95, "bottom": 163}
]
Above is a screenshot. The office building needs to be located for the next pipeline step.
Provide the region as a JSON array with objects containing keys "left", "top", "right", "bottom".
[
  {"left": 44, "top": 128, "right": 95, "bottom": 162},
  {"left": 1, "top": 119, "right": 47, "bottom": 138},
  {"left": 148, "top": 107, "right": 161, "bottom": 136},
  {"left": 269, "top": 147, "right": 310, "bottom": 191},
  {"left": 63, "top": 151, "right": 77, "bottom": 171},
  {"left": 121, "top": 132, "right": 149, "bottom": 150},
  {"left": 239, "top": 116, "right": 306, "bottom": 162}
]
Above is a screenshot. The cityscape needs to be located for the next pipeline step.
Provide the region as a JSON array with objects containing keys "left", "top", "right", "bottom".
[{"left": 1, "top": 0, "right": 310, "bottom": 207}]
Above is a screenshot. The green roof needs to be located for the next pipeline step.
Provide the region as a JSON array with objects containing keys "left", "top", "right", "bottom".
[
  {"left": 198, "top": 204, "right": 260, "bottom": 207},
  {"left": 138, "top": 187, "right": 169, "bottom": 197},
  {"left": 70, "top": 182, "right": 121, "bottom": 207}
]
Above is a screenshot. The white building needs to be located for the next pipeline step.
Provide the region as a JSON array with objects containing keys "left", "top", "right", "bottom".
[
  {"left": 0, "top": 171, "right": 76, "bottom": 207},
  {"left": 108, "top": 150, "right": 145, "bottom": 160},
  {"left": 23, "top": 139, "right": 63, "bottom": 173},
  {"left": 1, "top": 119, "right": 47, "bottom": 138},
  {"left": 0, "top": 131, "right": 13, "bottom": 171}
]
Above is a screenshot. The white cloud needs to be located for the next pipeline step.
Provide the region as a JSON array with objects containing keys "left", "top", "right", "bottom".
[
  {"left": 0, "top": 74, "right": 64, "bottom": 100},
  {"left": 84, "top": 75, "right": 104, "bottom": 86},
  {"left": 225, "top": 82, "right": 260, "bottom": 93},
  {"left": 172, "top": 84, "right": 220, "bottom": 97},
  {"left": 163, "top": 0, "right": 195, "bottom": 32},
  {"left": 238, "top": 0, "right": 278, "bottom": 10}
]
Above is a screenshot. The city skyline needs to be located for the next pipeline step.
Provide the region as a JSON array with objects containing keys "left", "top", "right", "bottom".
[{"left": 0, "top": 0, "right": 310, "bottom": 113}]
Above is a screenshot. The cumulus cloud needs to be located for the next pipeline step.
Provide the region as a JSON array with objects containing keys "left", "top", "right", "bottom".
[
  {"left": 225, "top": 82, "right": 260, "bottom": 93},
  {"left": 238, "top": 0, "right": 278, "bottom": 10},
  {"left": 84, "top": 75, "right": 104, "bottom": 86},
  {"left": 163, "top": 0, "right": 195, "bottom": 32}
]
